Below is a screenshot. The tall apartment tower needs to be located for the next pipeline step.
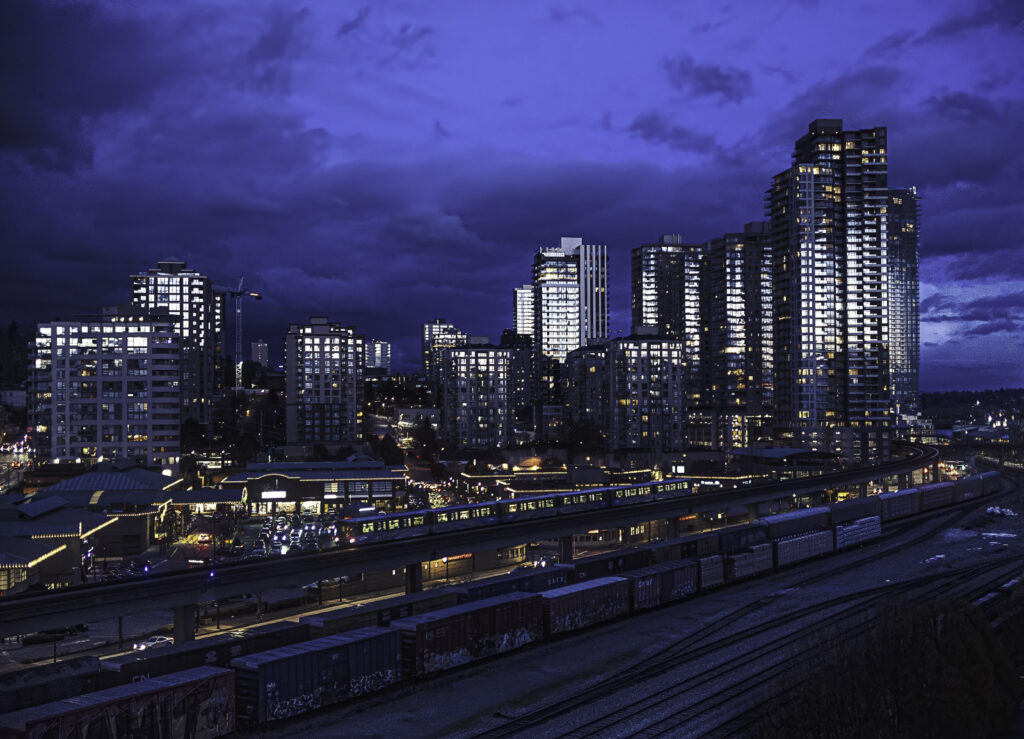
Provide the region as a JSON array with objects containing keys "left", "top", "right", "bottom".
[
  {"left": 531, "top": 237, "right": 608, "bottom": 441},
  {"left": 513, "top": 284, "right": 534, "bottom": 338},
  {"left": 440, "top": 344, "right": 512, "bottom": 450},
  {"left": 629, "top": 237, "right": 706, "bottom": 408},
  {"left": 30, "top": 306, "right": 182, "bottom": 468},
  {"left": 703, "top": 222, "right": 773, "bottom": 450},
  {"left": 422, "top": 319, "right": 467, "bottom": 391},
  {"left": 532, "top": 237, "right": 608, "bottom": 362},
  {"left": 365, "top": 339, "right": 392, "bottom": 374},
  {"left": 886, "top": 187, "right": 920, "bottom": 416},
  {"left": 251, "top": 339, "right": 269, "bottom": 367},
  {"left": 631, "top": 234, "right": 686, "bottom": 335},
  {"left": 284, "top": 317, "right": 364, "bottom": 452},
  {"left": 769, "top": 119, "right": 890, "bottom": 462},
  {"left": 131, "top": 259, "right": 224, "bottom": 425},
  {"left": 607, "top": 337, "right": 688, "bottom": 453}
]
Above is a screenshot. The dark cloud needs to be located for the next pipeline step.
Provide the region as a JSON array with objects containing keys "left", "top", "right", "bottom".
[
  {"left": 661, "top": 54, "right": 753, "bottom": 103},
  {"left": 0, "top": 0, "right": 174, "bottom": 172},
  {"left": 920, "top": 294, "right": 956, "bottom": 318},
  {"left": 434, "top": 120, "right": 452, "bottom": 139},
  {"left": 549, "top": 7, "right": 602, "bottom": 27},
  {"left": 917, "top": 0, "right": 1024, "bottom": 43},
  {"left": 962, "top": 318, "right": 1022, "bottom": 336},
  {"left": 337, "top": 7, "right": 370, "bottom": 37},
  {"left": 380, "top": 23, "right": 435, "bottom": 69},
  {"left": 247, "top": 6, "right": 310, "bottom": 92},
  {"left": 627, "top": 112, "right": 719, "bottom": 153}
]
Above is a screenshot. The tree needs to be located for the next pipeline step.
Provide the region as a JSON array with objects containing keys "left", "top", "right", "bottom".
[
  {"left": 757, "top": 598, "right": 1021, "bottom": 738},
  {"left": 378, "top": 434, "right": 405, "bottom": 465},
  {"left": 413, "top": 418, "right": 438, "bottom": 459}
]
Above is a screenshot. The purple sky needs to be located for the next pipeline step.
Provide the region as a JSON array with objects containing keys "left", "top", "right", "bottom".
[{"left": 1, "top": 1, "right": 1022, "bottom": 390}]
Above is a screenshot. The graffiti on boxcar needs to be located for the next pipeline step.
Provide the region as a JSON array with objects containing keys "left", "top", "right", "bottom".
[{"left": 349, "top": 669, "right": 397, "bottom": 697}]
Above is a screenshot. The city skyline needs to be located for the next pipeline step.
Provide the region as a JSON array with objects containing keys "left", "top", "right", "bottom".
[{"left": 1, "top": 1, "right": 1022, "bottom": 391}]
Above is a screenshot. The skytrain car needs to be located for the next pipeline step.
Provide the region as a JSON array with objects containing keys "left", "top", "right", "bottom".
[
  {"left": 653, "top": 479, "right": 690, "bottom": 500},
  {"left": 609, "top": 484, "right": 654, "bottom": 506},
  {"left": 555, "top": 489, "right": 608, "bottom": 514},
  {"left": 497, "top": 495, "right": 557, "bottom": 522},
  {"left": 431, "top": 501, "right": 499, "bottom": 532},
  {"left": 343, "top": 511, "right": 428, "bottom": 544}
]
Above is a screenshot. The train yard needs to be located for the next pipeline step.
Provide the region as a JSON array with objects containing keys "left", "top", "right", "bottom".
[
  {"left": 258, "top": 472, "right": 1024, "bottom": 738},
  {"left": 0, "top": 471, "right": 1019, "bottom": 736}
]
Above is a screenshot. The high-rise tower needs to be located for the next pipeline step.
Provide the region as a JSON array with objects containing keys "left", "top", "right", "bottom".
[
  {"left": 887, "top": 187, "right": 920, "bottom": 416},
  {"left": 769, "top": 119, "right": 890, "bottom": 462},
  {"left": 703, "top": 222, "right": 773, "bottom": 450},
  {"left": 131, "top": 259, "right": 224, "bottom": 425}
]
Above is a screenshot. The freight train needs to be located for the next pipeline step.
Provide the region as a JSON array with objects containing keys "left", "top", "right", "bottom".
[{"left": 0, "top": 471, "right": 1001, "bottom": 736}]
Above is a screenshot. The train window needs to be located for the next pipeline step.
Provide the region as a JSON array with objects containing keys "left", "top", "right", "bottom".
[
  {"left": 540, "top": 498, "right": 554, "bottom": 508},
  {"left": 435, "top": 511, "right": 450, "bottom": 523},
  {"left": 411, "top": 515, "right": 425, "bottom": 526}
]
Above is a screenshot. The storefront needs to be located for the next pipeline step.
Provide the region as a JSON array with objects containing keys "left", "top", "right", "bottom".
[{"left": 221, "top": 458, "right": 409, "bottom": 516}]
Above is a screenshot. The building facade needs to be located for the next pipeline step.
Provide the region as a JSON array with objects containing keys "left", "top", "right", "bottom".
[
  {"left": 366, "top": 339, "right": 392, "bottom": 375},
  {"left": 440, "top": 345, "right": 512, "bottom": 450},
  {"left": 631, "top": 234, "right": 688, "bottom": 336},
  {"left": 513, "top": 284, "right": 534, "bottom": 338},
  {"left": 130, "top": 259, "right": 224, "bottom": 425},
  {"left": 607, "top": 337, "right": 688, "bottom": 453},
  {"left": 887, "top": 187, "right": 921, "bottom": 416},
  {"left": 30, "top": 307, "right": 182, "bottom": 468},
  {"left": 769, "top": 119, "right": 890, "bottom": 462},
  {"left": 284, "top": 318, "right": 364, "bottom": 452},
  {"left": 251, "top": 339, "right": 269, "bottom": 367},
  {"left": 421, "top": 319, "right": 467, "bottom": 392},
  {"left": 702, "top": 222, "right": 773, "bottom": 450}
]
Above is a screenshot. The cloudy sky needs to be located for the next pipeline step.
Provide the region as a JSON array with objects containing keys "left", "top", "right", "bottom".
[{"left": 1, "top": 0, "right": 1022, "bottom": 390}]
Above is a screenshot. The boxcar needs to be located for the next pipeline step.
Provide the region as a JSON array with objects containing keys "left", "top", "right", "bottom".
[
  {"left": 100, "top": 621, "right": 310, "bottom": 682},
  {"left": 541, "top": 578, "right": 630, "bottom": 636},
  {"left": 301, "top": 590, "right": 461, "bottom": 637},
  {"left": 979, "top": 470, "right": 1001, "bottom": 494},
  {"left": 919, "top": 481, "right": 955, "bottom": 511},
  {"left": 716, "top": 524, "right": 769, "bottom": 555},
  {"left": 697, "top": 554, "right": 725, "bottom": 590},
  {"left": 626, "top": 561, "right": 698, "bottom": 610},
  {"left": 724, "top": 544, "right": 774, "bottom": 580},
  {"left": 829, "top": 495, "right": 882, "bottom": 525},
  {"left": 645, "top": 531, "right": 720, "bottom": 563},
  {"left": 0, "top": 667, "right": 234, "bottom": 739},
  {"left": 232, "top": 627, "right": 401, "bottom": 725},
  {"left": 953, "top": 474, "right": 983, "bottom": 502},
  {"left": 453, "top": 566, "right": 569, "bottom": 603},
  {"left": 760, "top": 507, "right": 831, "bottom": 540},
  {"left": 568, "top": 547, "right": 656, "bottom": 582},
  {"left": 773, "top": 530, "right": 834, "bottom": 568},
  {"left": 834, "top": 516, "right": 882, "bottom": 550},
  {"left": 390, "top": 592, "right": 543, "bottom": 676},
  {"left": 0, "top": 657, "right": 106, "bottom": 714},
  {"left": 879, "top": 489, "right": 921, "bottom": 520}
]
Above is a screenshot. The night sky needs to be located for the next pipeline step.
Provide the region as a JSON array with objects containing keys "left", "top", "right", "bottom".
[{"left": 1, "top": 1, "right": 1022, "bottom": 390}]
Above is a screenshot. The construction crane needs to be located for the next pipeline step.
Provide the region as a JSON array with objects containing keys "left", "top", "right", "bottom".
[{"left": 222, "top": 278, "right": 262, "bottom": 389}]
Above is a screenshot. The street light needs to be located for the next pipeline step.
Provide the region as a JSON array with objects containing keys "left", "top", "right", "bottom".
[{"left": 442, "top": 556, "right": 448, "bottom": 586}]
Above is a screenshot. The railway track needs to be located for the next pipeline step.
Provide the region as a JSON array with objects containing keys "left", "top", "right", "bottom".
[
  {"left": 474, "top": 485, "right": 1021, "bottom": 739},
  {"left": 480, "top": 557, "right": 1020, "bottom": 739}
]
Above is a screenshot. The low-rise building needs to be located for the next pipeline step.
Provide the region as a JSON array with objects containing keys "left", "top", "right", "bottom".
[{"left": 220, "top": 457, "right": 407, "bottom": 516}]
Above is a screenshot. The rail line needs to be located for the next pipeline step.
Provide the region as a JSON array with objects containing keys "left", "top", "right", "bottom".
[{"left": 474, "top": 478, "right": 1019, "bottom": 739}]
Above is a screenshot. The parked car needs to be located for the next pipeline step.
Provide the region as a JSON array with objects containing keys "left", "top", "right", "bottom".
[{"left": 132, "top": 635, "right": 173, "bottom": 651}]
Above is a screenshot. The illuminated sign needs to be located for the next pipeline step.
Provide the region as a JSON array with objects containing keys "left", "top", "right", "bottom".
[{"left": 261, "top": 490, "right": 286, "bottom": 500}]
